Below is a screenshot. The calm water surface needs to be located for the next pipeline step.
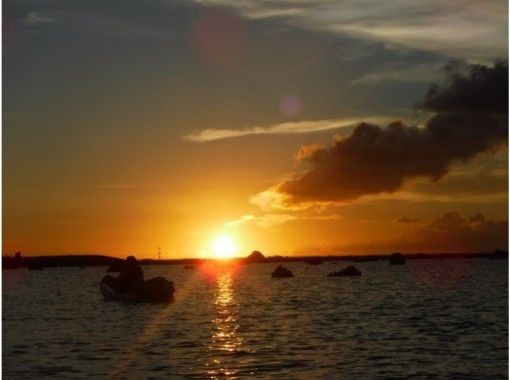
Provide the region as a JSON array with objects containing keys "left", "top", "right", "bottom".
[{"left": 3, "top": 259, "right": 508, "bottom": 379}]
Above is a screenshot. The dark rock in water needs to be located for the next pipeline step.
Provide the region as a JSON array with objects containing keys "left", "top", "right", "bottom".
[
  {"left": 389, "top": 252, "right": 406, "bottom": 265},
  {"left": 488, "top": 249, "right": 508, "bottom": 259},
  {"left": 328, "top": 265, "right": 361, "bottom": 277},
  {"left": 184, "top": 264, "right": 195, "bottom": 270},
  {"left": 107, "top": 263, "right": 124, "bottom": 272},
  {"left": 246, "top": 250, "right": 265, "bottom": 263},
  {"left": 271, "top": 265, "right": 293, "bottom": 278}
]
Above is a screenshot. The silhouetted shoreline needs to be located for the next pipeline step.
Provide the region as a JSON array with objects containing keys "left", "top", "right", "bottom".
[{"left": 2, "top": 250, "right": 507, "bottom": 269}]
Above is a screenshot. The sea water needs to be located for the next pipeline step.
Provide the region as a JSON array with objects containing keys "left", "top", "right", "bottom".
[{"left": 3, "top": 259, "right": 508, "bottom": 378}]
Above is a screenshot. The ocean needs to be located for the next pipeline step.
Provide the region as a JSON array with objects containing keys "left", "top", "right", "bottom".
[{"left": 3, "top": 259, "right": 508, "bottom": 379}]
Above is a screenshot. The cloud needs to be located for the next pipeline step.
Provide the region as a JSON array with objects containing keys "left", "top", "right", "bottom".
[
  {"left": 278, "top": 115, "right": 507, "bottom": 203},
  {"left": 225, "top": 212, "right": 341, "bottom": 228},
  {"left": 256, "top": 214, "right": 297, "bottom": 228},
  {"left": 24, "top": 12, "right": 54, "bottom": 24},
  {"left": 224, "top": 214, "right": 256, "bottom": 227},
  {"left": 421, "top": 61, "right": 508, "bottom": 114},
  {"left": 351, "top": 62, "right": 444, "bottom": 85},
  {"left": 183, "top": 116, "right": 397, "bottom": 142},
  {"left": 405, "top": 211, "right": 508, "bottom": 252},
  {"left": 396, "top": 217, "right": 421, "bottom": 223},
  {"left": 258, "top": 62, "right": 508, "bottom": 206},
  {"left": 8, "top": 3, "right": 186, "bottom": 40},
  {"left": 224, "top": 213, "right": 296, "bottom": 228},
  {"left": 196, "top": 0, "right": 507, "bottom": 61},
  {"left": 405, "top": 165, "right": 508, "bottom": 198},
  {"left": 303, "top": 211, "right": 507, "bottom": 254}
]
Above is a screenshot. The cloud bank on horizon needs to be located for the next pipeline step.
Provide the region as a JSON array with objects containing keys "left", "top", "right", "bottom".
[
  {"left": 298, "top": 211, "right": 508, "bottom": 254},
  {"left": 362, "top": 211, "right": 507, "bottom": 254}
]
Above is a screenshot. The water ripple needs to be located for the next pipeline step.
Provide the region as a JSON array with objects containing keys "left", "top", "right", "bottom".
[{"left": 3, "top": 259, "right": 508, "bottom": 378}]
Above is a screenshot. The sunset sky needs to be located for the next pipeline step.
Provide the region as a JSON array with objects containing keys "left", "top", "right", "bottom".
[{"left": 3, "top": 0, "right": 508, "bottom": 258}]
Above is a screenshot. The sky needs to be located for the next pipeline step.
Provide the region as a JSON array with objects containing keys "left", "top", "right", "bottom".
[{"left": 3, "top": 0, "right": 508, "bottom": 258}]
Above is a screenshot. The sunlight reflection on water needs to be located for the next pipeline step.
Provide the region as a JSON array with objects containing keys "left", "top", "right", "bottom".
[{"left": 208, "top": 271, "right": 244, "bottom": 378}]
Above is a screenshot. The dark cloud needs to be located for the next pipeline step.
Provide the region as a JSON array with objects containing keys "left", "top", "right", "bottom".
[
  {"left": 396, "top": 217, "right": 420, "bottom": 223},
  {"left": 275, "top": 62, "right": 508, "bottom": 203},
  {"left": 337, "top": 212, "right": 508, "bottom": 254},
  {"left": 408, "top": 211, "right": 508, "bottom": 252},
  {"left": 421, "top": 61, "right": 508, "bottom": 114}
]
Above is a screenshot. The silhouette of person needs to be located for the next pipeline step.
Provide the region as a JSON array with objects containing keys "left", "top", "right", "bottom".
[{"left": 117, "top": 256, "right": 145, "bottom": 294}]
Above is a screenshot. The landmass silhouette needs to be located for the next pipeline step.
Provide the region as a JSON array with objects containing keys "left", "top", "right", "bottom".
[{"left": 2, "top": 250, "right": 507, "bottom": 269}]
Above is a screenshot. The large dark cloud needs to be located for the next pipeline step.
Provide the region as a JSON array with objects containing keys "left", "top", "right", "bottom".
[
  {"left": 421, "top": 61, "right": 508, "bottom": 114},
  {"left": 277, "top": 62, "right": 508, "bottom": 203}
]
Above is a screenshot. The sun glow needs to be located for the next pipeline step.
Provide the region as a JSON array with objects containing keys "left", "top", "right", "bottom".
[{"left": 212, "top": 235, "right": 237, "bottom": 259}]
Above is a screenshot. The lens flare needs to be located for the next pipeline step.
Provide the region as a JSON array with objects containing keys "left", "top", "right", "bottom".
[{"left": 280, "top": 95, "right": 302, "bottom": 116}]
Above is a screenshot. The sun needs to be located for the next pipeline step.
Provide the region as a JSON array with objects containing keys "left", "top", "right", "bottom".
[{"left": 212, "top": 235, "right": 237, "bottom": 259}]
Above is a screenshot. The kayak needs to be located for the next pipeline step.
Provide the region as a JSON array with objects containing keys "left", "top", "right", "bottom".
[{"left": 100, "top": 276, "right": 175, "bottom": 304}]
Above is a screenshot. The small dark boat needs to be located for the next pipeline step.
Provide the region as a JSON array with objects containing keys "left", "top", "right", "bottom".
[
  {"left": 389, "top": 253, "right": 406, "bottom": 265},
  {"left": 306, "top": 260, "right": 323, "bottom": 265},
  {"left": 271, "top": 265, "right": 294, "bottom": 278},
  {"left": 100, "top": 276, "right": 175, "bottom": 304},
  {"left": 327, "top": 265, "right": 361, "bottom": 277},
  {"left": 28, "top": 265, "right": 44, "bottom": 271},
  {"left": 184, "top": 264, "right": 195, "bottom": 270}
]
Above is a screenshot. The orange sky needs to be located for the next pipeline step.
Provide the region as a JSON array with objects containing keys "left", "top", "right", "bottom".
[{"left": 3, "top": 1, "right": 508, "bottom": 258}]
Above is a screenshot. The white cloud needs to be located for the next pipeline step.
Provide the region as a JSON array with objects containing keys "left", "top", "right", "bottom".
[
  {"left": 224, "top": 213, "right": 296, "bottom": 228},
  {"left": 351, "top": 62, "right": 444, "bottom": 85},
  {"left": 224, "top": 214, "right": 256, "bottom": 227},
  {"left": 225, "top": 211, "right": 341, "bottom": 228},
  {"left": 195, "top": 0, "right": 507, "bottom": 61},
  {"left": 183, "top": 116, "right": 398, "bottom": 142},
  {"left": 24, "top": 12, "right": 55, "bottom": 24}
]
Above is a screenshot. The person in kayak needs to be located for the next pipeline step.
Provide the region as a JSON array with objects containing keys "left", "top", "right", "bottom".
[{"left": 117, "top": 256, "right": 145, "bottom": 294}]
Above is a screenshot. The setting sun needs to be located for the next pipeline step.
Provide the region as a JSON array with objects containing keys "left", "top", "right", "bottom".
[{"left": 212, "top": 235, "right": 237, "bottom": 259}]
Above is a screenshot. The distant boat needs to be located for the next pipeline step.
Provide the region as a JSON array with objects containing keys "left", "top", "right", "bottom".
[
  {"left": 28, "top": 265, "right": 43, "bottom": 271},
  {"left": 306, "top": 260, "right": 323, "bottom": 265},
  {"left": 327, "top": 265, "right": 361, "bottom": 277},
  {"left": 184, "top": 264, "right": 195, "bottom": 270},
  {"left": 389, "top": 253, "right": 406, "bottom": 265},
  {"left": 271, "top": 265, "right": 294, "bottom": 278}
]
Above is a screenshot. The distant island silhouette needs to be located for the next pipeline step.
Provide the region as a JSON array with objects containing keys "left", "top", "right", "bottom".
[{"left": 2, "top": 250, "right": 508, "bottom": 269}]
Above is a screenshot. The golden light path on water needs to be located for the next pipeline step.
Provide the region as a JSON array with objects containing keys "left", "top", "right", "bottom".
[
  {"left": 208, "top": 271, "right": 243, "bottom": 378},
  {"left": 108, "top": 262, "right": 244, "bottom": 379}
]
